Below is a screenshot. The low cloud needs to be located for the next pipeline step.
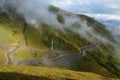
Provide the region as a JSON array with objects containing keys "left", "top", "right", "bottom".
[
  {"left": 53, "top": 0, "right": 120, "bottom": 16},
  {"left": 0, "top": 1, "right": 120, "bottom": 70},
  {"left": 0, "top": 0, "right": 118, "bottom": 51}
]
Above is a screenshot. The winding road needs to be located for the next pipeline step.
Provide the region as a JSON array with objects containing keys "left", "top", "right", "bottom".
[
  {"left": 17, "top": 41, "right": 101, "bottom": 66},
  {"left": 0, "top": 44, "right": 21, "bottom": 64},
  {"left": 0, "top": 41, "right": 101, "bottom": 66},
  {"left": 51, "top": 41, "right": 101, "bottom": 66},
  {"left": 0, "top": 44, "right": 49, "bottom": 65},
  {"left": 6, "top": 46, "right": 20, "bottom": 64}
]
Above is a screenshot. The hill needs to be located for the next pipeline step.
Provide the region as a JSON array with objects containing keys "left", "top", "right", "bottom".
[
  {"left": 0, "top": 65, "right": 119, "bottom": 80},
  {"left": 0, "top": 5, "right": 120, "bottom": 79}
]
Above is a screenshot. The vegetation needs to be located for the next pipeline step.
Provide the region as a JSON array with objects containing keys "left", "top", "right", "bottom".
[
  {"left": 57, "top": 14, "right": 64, "bottom": 24},
  {"left": 0, "top": 50, "right": 6, "bottom": 64},
  {"left": 0, "top": 65, "right": 118, "bottom": 80},
  {"left": 13, "top": 49, "right": 44, "bottom": 61},
  {"left": 0, "top": 6, "right": 120, "bottom": 80},
  {"left": 70, "top": 45, "right": 120, "bottom": 78},
  {"left": 0, "top": 23, "right": 24, "bottom": 44},
  {"left": 13, "top": 49, "right": 34, "bottom": 61},
  {"left": 77, "top": 14, "right": 114, "bottom": 41}
]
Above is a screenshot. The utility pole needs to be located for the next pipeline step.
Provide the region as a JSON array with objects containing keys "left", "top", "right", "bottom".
[
  {"left": 51, "top": 40, "right": 54, "bottom": 50},
  {"left": 23, "top": 22, "right": 28, "bottom": 47}
]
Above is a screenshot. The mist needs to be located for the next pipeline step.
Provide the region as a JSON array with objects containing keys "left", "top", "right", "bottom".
[
  {"left": 0, "top": 0, "right": 118, "bottom": 50},
  {"left": 0, "top": 0, "right": 120, "bottom": 73}
]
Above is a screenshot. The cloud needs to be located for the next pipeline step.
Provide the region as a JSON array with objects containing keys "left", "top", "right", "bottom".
[
  {"left": 98, "top": 0, "right": 120, "bottom": 9},
  {"left": 85, "top": 13, "right": 120, "bottom": 21},
  {"left": 0, "top": 0, "right": 112, "bottom": 44},
  {"left": 52, "top": 0, "right": 73, "bottom": 7},
  {"left": 53, "top": 0, "right": 120, "bottom": 16},
  {"left": 0, "top": 0, "right": 120, "bottom": 70},
  {"left": 0, "top": 0, "right": 119, "bottom": 43}
]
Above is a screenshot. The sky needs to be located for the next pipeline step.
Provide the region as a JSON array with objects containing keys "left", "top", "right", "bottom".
[
  {"left": 52, "top": 0, "right": 120, "bottom": 20},
  {"left": 52, "top": 0, "right": 120, "bottom": 51}
]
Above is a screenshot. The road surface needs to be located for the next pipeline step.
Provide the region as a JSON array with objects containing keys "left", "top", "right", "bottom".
[{"left": 17, "top": 41, "right": 101, "bottom": 66}]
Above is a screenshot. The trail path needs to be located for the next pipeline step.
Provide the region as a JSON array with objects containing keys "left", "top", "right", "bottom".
[{"left": 17, "top": 41, "right": 101, "bottom": 66}]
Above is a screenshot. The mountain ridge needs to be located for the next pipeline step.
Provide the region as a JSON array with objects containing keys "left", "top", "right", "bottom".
[{"left": 0, "top": 5, "right": 120, "bottom": 79}]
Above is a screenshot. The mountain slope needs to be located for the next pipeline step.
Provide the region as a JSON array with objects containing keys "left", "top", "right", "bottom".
[
  {"left": 0, "top": 65, "right": 118, "bottom": 80},
  {"left": 0, "top": 6, "right": 120, "bottom": 79}
]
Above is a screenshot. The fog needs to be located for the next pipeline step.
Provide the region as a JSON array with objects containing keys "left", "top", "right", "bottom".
[
  {"left": 0, "top": 0, "right": 118, "bottom": 49},
  {"left": 0, "top": 0, "right": 120, "bottom": 70}
]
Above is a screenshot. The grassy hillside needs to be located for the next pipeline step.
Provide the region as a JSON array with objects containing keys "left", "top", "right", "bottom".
[
  {"left": 0, "top": 65, "right": 119, "bottom": 80},
  {"left": 13, "top": 48, "right": 44, "bottom": 61},
  {"left": 0, "top": 6, "right": 120, "bottom": 79},
  {"left": 0, "top": 50, "right": 6, "bottom": 64},
  {"left": 71, "top": 45, "right": 120, "bottom": 78}
]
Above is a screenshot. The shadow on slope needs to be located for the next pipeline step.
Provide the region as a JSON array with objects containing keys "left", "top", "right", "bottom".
[
  {"left": 0, "top": 72, "right": 52, "bottom": 80},
  {"left": 0, "top": 72, "right": 76, "bottom": 80}
]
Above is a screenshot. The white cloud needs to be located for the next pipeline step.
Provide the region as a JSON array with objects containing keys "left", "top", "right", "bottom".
[
  {"left": 53, "top": 0, "right": 120, "bottom": 16},
  {"left": 52, "top": 0, "right": 73, "bottom": 7},
  {"left": 98, "top": 0, "right": 120, "bottom": 9},
  {"left": 85, "top": 13, "right": 120, "bottom": 21}
]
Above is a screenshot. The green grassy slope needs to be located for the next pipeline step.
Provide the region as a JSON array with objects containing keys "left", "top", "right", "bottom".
[
  {"left": 0, "top": 65, "right": 118, "bottom": 80},
  {"left": 0, "top": 50, "right": 6, "bottom": 64},
  {"left": 13, "top": 48, "right": 44, "bottom": 61},
  {"left": 71, "top": 45, "right": 120, "bottom": 78},
  {"left": 0, "top": 6, "right": 120, "bottom": 79}
]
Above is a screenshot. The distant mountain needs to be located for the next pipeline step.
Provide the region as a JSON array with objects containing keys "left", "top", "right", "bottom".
[
  {"left": 101, "top": 20, "right": 120, "bottom": 27},
  {"left": 84, "top": 13, "right": 120, "bottom": 28}
]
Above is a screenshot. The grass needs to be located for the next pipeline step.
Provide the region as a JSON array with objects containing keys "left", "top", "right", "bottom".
[
  {"left": 24, "top": 25, "right": 47, "bottom": 48},
  {"left": 13, "top": 49, "right": 44, "bottom": 61},
  {"left": 13, "top": 49, "right": 34, "bottom": 61},
  {"left": 70, "top": 45, "right": 120, "bottom": 78},
  {"left": 0, "top": 50, "right": 6, "bottom": 64},
  {"left": 0, "top": 24, "right": 24, "bottom": 44},
  {"left": 0, "top": 7, "right": 120, "bottom": 80},
  {"left": 0, "top": 12, "right": 91, "bottom": 52},
  {"left": 71, "top": 53, "right": 113, "bottom": 77},
  {"left": 0, "top": 65, "right": 118, "bottom": 80},
  {"left": 77, "top": 14, "right": 114, "bottom": 41}
]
